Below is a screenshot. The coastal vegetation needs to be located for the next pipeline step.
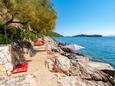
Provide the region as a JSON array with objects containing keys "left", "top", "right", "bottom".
[
  {"left": 47, "top": 32, "right": 63, "bottom": 37},
  {"left": 0, "top": 0, "right": 56, "bottom": 43}
]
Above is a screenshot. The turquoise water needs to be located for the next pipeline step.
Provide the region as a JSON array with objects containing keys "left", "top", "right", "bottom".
[{"left": 55, "top": 37, "right": 115, "bottom": 69}]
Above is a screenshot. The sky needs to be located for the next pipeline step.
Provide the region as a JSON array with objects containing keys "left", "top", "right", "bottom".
[{"left": 52, "top": 0, "right": 115, "bottom": 36}]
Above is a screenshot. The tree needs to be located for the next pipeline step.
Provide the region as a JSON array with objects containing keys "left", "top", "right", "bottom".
[{"left": 0, "top": 0, "right": 57, "bottom": 42}]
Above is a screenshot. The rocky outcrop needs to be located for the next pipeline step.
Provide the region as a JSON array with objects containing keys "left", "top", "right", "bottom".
[
  {"left": 0, "top": 74, "right": 37, "bottom": 86},
  {"left": 54, "top": 54, "right": 71, "bottom": 72},
  {"left": 43, "top": 36, "right": 64, "bottom": 53},
  {"left": 47, "top": 53, "right": 115, "bottom": 86},
  {"left": 44, "top": 36, "right": 115, "bottom": 86}
]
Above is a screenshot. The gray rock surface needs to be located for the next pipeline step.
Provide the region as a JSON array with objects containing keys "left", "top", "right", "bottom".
[{"left": 0, "top": 74, "right": 37, "bottom": 86}]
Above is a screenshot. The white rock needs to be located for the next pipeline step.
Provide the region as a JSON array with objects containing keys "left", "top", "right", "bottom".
[
  {"left": 45, "top": 59, "right": 54, "bottom": 71},
  {"left": 55, "top": 54, "right": 71, "bottom": 72},
  {"left": 87, "top": 61, "right": 113, "bottom": 70},
  {"left": 58, "top": 76, "right": 76, "bottom": 86}
]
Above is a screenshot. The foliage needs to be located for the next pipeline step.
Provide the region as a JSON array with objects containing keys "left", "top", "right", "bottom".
[
  {"left": 7, "top": 0, "right": 56, "bottom": 34},
  {"left": 0, "top": 26, "right": 38, "bottom": 42},
  {"left": 0, "top": 34, "right": 6, "bottom": 44},
  {"left": 20, "top": 29, "right": 38, "bottom": 42},
  {"left": 0, "top": 0, "right": 56, "bottom": 43}
]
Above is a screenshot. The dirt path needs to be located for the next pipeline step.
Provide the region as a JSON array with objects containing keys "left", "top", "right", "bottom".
[{"left": 26, "top": 46, "right": 58, "bottom": 86}]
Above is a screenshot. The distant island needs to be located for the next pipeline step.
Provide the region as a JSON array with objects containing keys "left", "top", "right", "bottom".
[{"left": 73, "top": 34, "right": 103, "bottom": 37}]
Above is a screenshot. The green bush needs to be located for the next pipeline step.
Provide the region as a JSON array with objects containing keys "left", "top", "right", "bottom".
[
  {"left": 0, "top": 26, "right": 39, "bottom": 44},
  {"left": 0, "top": 34, "right": 6, "bottom": 44}
]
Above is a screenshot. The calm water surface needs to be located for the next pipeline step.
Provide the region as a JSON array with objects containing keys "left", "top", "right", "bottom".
[{"left": 55, "top": 37, "right": 115, "bottom": 69}]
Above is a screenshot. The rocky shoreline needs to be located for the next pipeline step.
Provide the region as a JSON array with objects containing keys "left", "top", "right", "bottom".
[
  {"left": 44, "top": 36, "right": 115, "bottom": 86},
  {"left": 0, "top": 36, "right": 114, "bottom": 86}
]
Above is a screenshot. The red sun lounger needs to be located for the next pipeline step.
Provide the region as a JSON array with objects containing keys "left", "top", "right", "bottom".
[{"left": 12, "top": 62, "right": 28, "bottom": 74}]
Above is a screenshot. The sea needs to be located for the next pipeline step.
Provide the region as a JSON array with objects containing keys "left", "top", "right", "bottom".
[{"left": 55, "top": 37, "right": 115, "bottom": 69}]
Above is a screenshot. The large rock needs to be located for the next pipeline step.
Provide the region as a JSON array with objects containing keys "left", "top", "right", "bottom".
[
  {"left": 57, "top": 60, "right": 115, "bottom": 86},
  {"left": 87, "top": 61, "right": 113, "bottom": 70},
  {"left": 46, "top": 53, "right": 115, "bottom": 85},
  {"left": 58, "top": 75, "right": 113, "bottom": 86},
  {"left": 68, "top": 61, "right": 115, "bottom": 86},
  {"left": 55, "top": 54, "right": 71, "bottom": 72},
  {"left": 46, "top": 53, "right": 71, "bottom": 73}
]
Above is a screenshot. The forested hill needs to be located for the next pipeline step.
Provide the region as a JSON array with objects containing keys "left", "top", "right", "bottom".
[
  {"left": 73, "top": 34, "right": 103, "bottom": 37},
  {"left": 48, "top": 32, "right": 63, "bottom": 37}
]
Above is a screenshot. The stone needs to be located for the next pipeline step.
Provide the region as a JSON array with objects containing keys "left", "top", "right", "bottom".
[
  {"left": 0, "top": 74, "right": 37, "bottom": 86},
  {"left": 58, "top": 76, "right": 77, "bottom": 86},
  {"left": 55, "top": 54, "right": 71, "bottom": 72}
]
